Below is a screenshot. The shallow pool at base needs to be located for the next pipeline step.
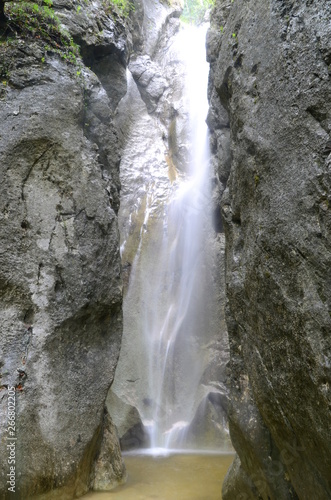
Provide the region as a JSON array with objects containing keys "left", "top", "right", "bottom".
[{"left": 83, "top": 453, "right": 234, "bottom": 500}]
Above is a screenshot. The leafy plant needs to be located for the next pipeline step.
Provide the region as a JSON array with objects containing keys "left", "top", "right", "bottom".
[
  {"left": 102, "top": 0, "right": 135, "bottom": 18},
  {"left": 180, "top": 0, "right": 214, "bottom": 25},
  {"left": 4, "top": 0, "right": 80, "bottom": 64}
]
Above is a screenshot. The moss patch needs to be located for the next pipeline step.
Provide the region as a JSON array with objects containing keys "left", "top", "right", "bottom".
[{"left": 2, "top": 0, "right": 80, "bottom": 64}]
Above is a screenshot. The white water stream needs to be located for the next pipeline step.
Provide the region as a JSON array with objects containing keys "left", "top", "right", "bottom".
[
  {"left": 144, "top": 25, "right": 211, "bottom": 449},
  {"left": 110, "top": 23, "right": 229, "bottom": 453}
]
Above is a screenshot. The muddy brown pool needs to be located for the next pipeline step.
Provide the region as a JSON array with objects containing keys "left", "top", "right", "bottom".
[{"left": 83, "top": 453, "right": 234, "bottom": 500}]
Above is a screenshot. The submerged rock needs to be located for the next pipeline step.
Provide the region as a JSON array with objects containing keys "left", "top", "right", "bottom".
[{"left": 208, "top": 0, "right": 331, "bottom": 498}]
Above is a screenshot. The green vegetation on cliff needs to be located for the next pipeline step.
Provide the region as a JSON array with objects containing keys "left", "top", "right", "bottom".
[
  {"left": 1, "top": 0, "right": 79, "bottom": 63},
  {"left": 180, "top": 0, "right": 214, "bottom": 25},
  {"left": 103, "top": 0, "right": 135, "bottom": 18}
]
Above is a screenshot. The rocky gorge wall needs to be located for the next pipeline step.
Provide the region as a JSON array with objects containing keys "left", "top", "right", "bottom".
[
  {"left": 208, "top": 0, "right": 331, "bottom": 498},
  {"left": 0, "top": 1, "right": 137, "bottom": 498}
]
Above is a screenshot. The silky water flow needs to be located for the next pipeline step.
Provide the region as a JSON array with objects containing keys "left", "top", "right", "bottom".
[
  {"left": 145, "top": 25, "right": 212, "bottom": 450},
  {"left": 109, "top": 22, "right": 230, "bottom": 455}
]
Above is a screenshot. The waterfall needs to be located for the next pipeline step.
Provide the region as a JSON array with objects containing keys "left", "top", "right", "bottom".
[
  {"left": 144, "top": 24, "right": 211, "bottom": 449},
  {"left": 109, "top": 22, "right": 230, "bottom": 453}
]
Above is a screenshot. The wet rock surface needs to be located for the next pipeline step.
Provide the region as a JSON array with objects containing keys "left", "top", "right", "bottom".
[
  {"left": 0, "top": 0, "right": 130, "bottom": 497},
  {"left": 107, "top": 390, "right": 150, "bottom": 450},
  {"left": 129, "top": 55, "right": 168, "bottom": 113},
  {"left": 185, "top": 391, "right": 232, "bottom": 450},
  {"left": 92, "top": 409, "right": 127, "bottom": 491},
  {"left": 208, "top": 0, "right": 331, "bottom": 498}
]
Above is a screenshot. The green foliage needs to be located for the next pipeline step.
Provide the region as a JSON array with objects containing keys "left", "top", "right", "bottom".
[
  {"left": 4, "top": 0, "right": 80, "bottom": 64},
  {"left": 6, "top": 0, "right": 59, "bottom": 26},
  {"left": 180, "top": 0, "right": 214, "bottom": 25},
  {"left": 102, "top": 0, "right": 135, "bottom": 18}
]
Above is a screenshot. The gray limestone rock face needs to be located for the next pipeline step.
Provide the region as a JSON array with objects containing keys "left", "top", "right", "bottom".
[
  {"left": 0, "top": 0, "right": 131, "bottom": 497},
  {"left": 107, "top": 390, "right": 150, "bottom": 450},
  {"left": 92, "top": 409, "right": 127, "bottom": 491},
  {"left": 208, "top": 0, "right": 331, "bottom": 498},
  {"left": 139, "top": 0, "right": 181, "bottom": 57},
  {"left": 184, "top": 392, "right": 232, "bottom": 450},
  {"left": 129, "top": 55, "right": 168, "bottom": 113}
]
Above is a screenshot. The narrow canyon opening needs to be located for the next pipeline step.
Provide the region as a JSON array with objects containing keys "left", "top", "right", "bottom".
[
  {"left": 83, "top": 14, "right": 234, "bottom": 500},
  {"left": 108, "top": 21, "right": 231, "bottom": 455}
]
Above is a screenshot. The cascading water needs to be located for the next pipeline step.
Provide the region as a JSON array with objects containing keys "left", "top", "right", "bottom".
[
  {"left": 109, "top": 21, "right": 230, "bottom": 454},
  {"left": 144, "top": 25, "right": 212, "bottom": 449}
]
